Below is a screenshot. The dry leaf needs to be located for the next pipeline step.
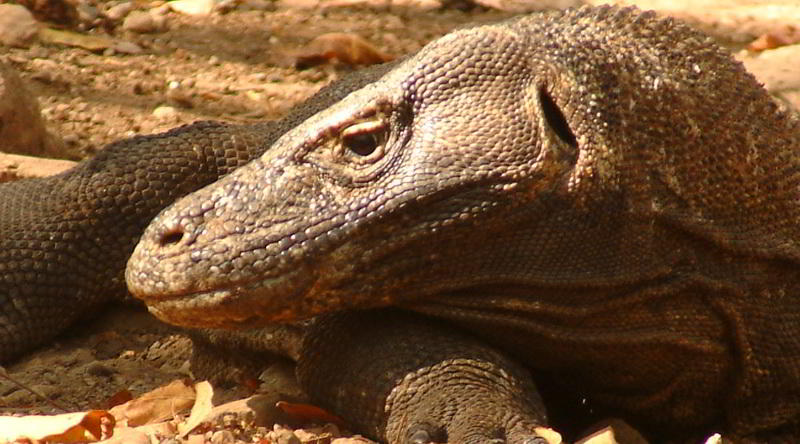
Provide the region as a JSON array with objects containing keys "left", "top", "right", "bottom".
[
  {"left": 534, "top": 426, "right": 563, "bottom": 444},
  {"left": 38, "top": 28, "right": 114, "bottom": 52},
  {"left": 0, "top": 410, "right": 115, "bottom": 443},
  {"left": 748, "top": 25, "right": 800, "bottom": 51},
  {"left": 294, "top": 33, "right": 392, "bottom": 69},
  {"left": 276, "top": 400, "right": 346, "bottom": 427},
  {"left": 576, "top": 426, "right": 617, "bottom": 444},
  {"left": 178, "top": 381, "right": 215, "bottom": 437},
  {"left": 109, "top": 379, "right": 196, "bottom": 427},
  {"left": 101, "top": 421, "right": 176, "bottom": 444},
  {"left": 104, "top": 389, "right": 134, "bottom": 410},
  {"left": 577, "top": 419, "right": 649, "bottom": 444}
]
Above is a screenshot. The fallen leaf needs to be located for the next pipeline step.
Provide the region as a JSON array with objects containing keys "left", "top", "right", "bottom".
[
  {"left": 577, "top": 418, "right": 648, "bottom": 444},
  {"left": 294, "top": 33, "right": 392, "bottom": 69},
  {"left": 748, "top": 25, "right": 800, "bottom": 51},
  {"left": 38, "top": 28, "right": 114, "bottom": 52},
  {"left": 276, "top": 401, "right": 346, "bottom": 427},
  {"left": 0, "top": 410, "right": 115, "bottom": 443},
  {"left": 104, "top": 389, "right": 134, "bottom": 410},
  {"left": 178, "top": 381, "right": 215, "bottom": 437},
  {"left": 109, "top": 379, "right": 196, "bottom": 427},
  {"left": 576, "top": 426, "right": 617, "bottom": 444},
  {"left": 101, "top": 421, "right": 176, "bottom": 444},
  {"left": 535, "top": 426, "right": 563, "bottom": 444}
]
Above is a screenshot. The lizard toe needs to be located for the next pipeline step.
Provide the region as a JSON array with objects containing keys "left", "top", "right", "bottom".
[
  {"left": 405, "top": 424, "right": 446, "bottom": 444},
  {"left": 394, "top": 407, "right": 549, "bottom": 444}
]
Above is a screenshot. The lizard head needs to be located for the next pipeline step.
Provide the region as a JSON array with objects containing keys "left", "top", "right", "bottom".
[{"left": 126, "top": 10, "right": 638, "bottom": 329}]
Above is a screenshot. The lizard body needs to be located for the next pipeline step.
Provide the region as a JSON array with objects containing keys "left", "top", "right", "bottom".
[{"left": 128, "top": 6, "right": 800, "bottom": 441}]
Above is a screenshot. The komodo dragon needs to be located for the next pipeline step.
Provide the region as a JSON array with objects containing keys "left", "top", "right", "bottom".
[{"left": 2, "top": 4, "right": 800, "bottom": 443}]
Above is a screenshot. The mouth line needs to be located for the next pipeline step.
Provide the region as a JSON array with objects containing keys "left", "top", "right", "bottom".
[{"left": 141, "top": 265, "right": 318, "bottom": 329}]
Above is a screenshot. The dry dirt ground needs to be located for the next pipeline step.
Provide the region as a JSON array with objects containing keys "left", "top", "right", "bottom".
[{"left": 1, "top": 1, "right": 799, "bottom": 443}]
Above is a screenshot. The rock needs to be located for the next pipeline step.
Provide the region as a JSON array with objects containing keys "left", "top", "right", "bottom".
[
  {"left": 84, "top": 361, "right": 116, "bottom": 377},
  {"left": 470, "top": 0, "right": 580, "bottom": 12},
  {"left": 16, "top": 0, "right": 79, "bottom": 27},
  {"left": 169, "top": 0, "right": 215, "bottom": 16},
  {"left": 0, "top": 153, "right": 76, "bottom": 183},
  {"left": 106, "top": 1, "right": 135, "bottom": 21},
  {"left": 210, "top": 430, "right": 235, "bottom": 444},
  {"left": 76, "top": 2, "right": 100, "bottom": 24},
  {"left": 113, "top": 40, "right": 144, "bottom": 54},
  {"left": 0, "top": 62, "right": 70, "bottom": 159},
  {"left": 239, "top": 0, "right": 275, "bottom": 11},
  {"left": 0, "top": 4, "right": 40, "bottom": 48},
  {"left": 215, "top": 0, "right": 238, "bottom": 13},
  {"left": 152, "top": 105, "right": 178, "bottom": 119},
  {"left": 123, "top": 10, "right": 165, "bottom": 33},
  {"left": 738, "top": 44, "right": 800, "bottom": 111}
]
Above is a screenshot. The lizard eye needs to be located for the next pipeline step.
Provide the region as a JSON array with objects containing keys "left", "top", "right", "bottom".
[{"left": 341, "top": 120, "right": 387, "bottom": 160}]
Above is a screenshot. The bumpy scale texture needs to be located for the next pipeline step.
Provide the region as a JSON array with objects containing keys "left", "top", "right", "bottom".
[
  {"left": 0, "top": 63, "right": 397, "bottom": 362},
  {"left": 128, "top": 6, "right": 800, "bottom": 441}
]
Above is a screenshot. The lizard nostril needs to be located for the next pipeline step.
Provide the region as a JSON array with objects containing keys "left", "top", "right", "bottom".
[{"left": 158, "top": 228, "right": 185, "bottom": 247}]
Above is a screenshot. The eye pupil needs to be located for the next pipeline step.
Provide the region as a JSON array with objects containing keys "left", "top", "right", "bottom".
[{"left": 344, "top": 132, "right": 378, "bottom": 156}]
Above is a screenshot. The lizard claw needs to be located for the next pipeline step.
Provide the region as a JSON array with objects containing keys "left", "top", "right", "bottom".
[
  {"left": 298, "top": 310, "right": 551, "bottom": 444},
  {"left": 406, "top": 425, "right": 442, "bottom": 444},
  {"left": 388, "top": 391, "right": 550, "bottom": 444},
  {"left": 400, "top": 418, "right": 552, "bottom": 444}
]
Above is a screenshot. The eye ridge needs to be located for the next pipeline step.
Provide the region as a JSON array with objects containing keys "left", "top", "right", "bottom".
[{"left": 340, "top": 120, "right": 387, "bottom": 158}]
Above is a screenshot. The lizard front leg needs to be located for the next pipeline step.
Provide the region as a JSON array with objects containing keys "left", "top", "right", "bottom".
[{"left": 296, "top": 309, "right": 550, "bottom": 444}]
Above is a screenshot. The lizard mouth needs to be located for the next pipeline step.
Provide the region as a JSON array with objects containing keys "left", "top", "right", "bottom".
[{"left": 141, "top": 265, "right": 319, "bottom": 329}]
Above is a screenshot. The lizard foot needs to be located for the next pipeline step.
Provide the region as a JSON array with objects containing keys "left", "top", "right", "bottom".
[
  {"left": 382, "top": 355, "right": 549, "bottom": 444},
  {"left": 297, "top": 309, "right": 550, "bottom": 444}
]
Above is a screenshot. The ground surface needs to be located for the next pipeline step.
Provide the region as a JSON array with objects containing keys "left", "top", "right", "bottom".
[{"left": 1, "top": 1, "right": 799, "bottom": 443}]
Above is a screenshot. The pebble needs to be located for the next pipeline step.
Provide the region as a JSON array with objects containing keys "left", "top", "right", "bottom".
[
  {"left": 84, "top": 361, "right": 115, "bottom": 377},
  {"left": 272, "top": 430, "right": 301, "bottom": 444},
  {"left": 239, "top": 0, "right": 275, "bottom": 11},
  {"left": 152, "top": 105, "right": 177, "bottom": 119},
  {"left": 0, "top": 4, "right": 39, "bottom": 48},
  {"left": 216, "top": 0, "right": 238, "bottom": 13},
  {"left": 186, "top": 435, "right": 205, "bottom": 444},
  {"left": 113, "top": 40, "right": 144, "bottom": 54},
  {"left": 0, "top": 62, "right": 65, "bottom": 157},
  {"left": 169, "top": 0, "right": 215, "bottom": 16},
  {"left": 166, "top": 87, "right": 194, "bottom": 108},
  {"left": 123, "top": 11, "right": 164, "bottom": 33},
  {"left": 106, "top": 1, "right": 135, "bottom": 21},
  {"left": 76, "top": 2, "right": 101, "bottom": 24},
  {"left": 210, "top": 430, "right": 235, "bottom": 444}
]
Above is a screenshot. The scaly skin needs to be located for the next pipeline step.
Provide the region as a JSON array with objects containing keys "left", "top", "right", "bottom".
[
  {"left": 127, "top": 5, "right": 800, "bottom": 442},
  {"left": 0, "top": 63, "right": 396, "bottom": 363}
]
